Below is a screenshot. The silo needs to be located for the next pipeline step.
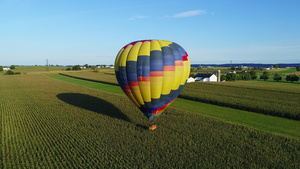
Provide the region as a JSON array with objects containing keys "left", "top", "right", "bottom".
[{"left": 217, "top": 70, "right": 221, "bottom": 82}]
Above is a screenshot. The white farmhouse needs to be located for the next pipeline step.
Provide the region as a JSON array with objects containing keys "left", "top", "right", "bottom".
[
  {"left": 187, "top": 77, "right": 195, "bottom": 83},
  {"left": 3, "top": 68, "right": 10, "bottom": 71},
  {"left": 194, "top": 73, "right": 217, "bottom": 82}
]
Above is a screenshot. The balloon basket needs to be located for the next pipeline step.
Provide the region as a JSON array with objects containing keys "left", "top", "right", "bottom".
[{"left": 149, "top": 122, "right": 157, "bottom": 131}]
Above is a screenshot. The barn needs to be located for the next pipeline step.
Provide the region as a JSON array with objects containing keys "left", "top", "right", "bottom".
[
  {"left": 187, "top": 77, "right": 195, "bottom": 83},
  {"left": 194, "top": 73, "right": 217, "bottom": 82}
]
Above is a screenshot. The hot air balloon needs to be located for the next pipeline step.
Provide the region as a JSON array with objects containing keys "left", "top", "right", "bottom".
[{"left": 114, "top": 40, "right": 190, "bottom": 130}]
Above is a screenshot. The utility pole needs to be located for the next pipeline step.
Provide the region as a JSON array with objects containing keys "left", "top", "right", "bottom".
[{"left": 46, "top": 59, "right": 49, "bottom": 71}]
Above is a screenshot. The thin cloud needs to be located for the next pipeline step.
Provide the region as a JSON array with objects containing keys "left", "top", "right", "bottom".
[
  {"left": 173, "top": 10, "right": 206, "bottom": 18},
  {"left": 129, "top": 15, "right": 148, "bottom": 20}
]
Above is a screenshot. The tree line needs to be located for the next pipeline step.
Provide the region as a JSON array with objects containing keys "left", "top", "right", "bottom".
[{"left": 220, "top": 70, "right": 299, "bottom": 83}]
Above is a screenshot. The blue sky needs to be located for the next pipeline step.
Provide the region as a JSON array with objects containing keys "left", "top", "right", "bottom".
[{"left": 1, "top": 0, "right": 299, "bottom": 66}]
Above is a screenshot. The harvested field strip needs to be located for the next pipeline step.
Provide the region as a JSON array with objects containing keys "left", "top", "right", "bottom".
[
  {"left": 47, "top": 73, "right": 300, "bottom": 140},
  {"left": 60, "top": 71, "right": 118, "bottom": 85},
  {"left": 59, "top": 73, "right": 119, "bottom": 86}
]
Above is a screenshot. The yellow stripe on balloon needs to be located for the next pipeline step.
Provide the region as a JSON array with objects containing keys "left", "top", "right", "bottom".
[
  {"left": 124, "top": 90, "right": 141, "bottom": 107},
  {"left": 127, "top": 42, "right": 142, "bottom": 61},
  {"left": 127, "top": 42, "right": 145, "bottom": 106},
  {"left": 150, "top": 76, "right": 163, "bottom": 99},
  {"left": 158, "top": 40, "right": 172, "bottom": 47},
  {"left": 161, "top": 71, "right": 175, "bottom": 95},
  {"left": 150, "top": 40, "right": 162, "bottom": 51},
  {"left": 172, "top": 61, "right": 184, "bottom": 90},
  {"left": 150, "top": 40, "right": 163, "bottom": 99},
  {"left": 130, "top": 85, "right": 144, "bottom": 106},
  {"left": 181, "top": 60, "right": 190, "bottom": 85},
  {"left": 139, "top": 41, "right": 151, "bottom": 56},
  {"left": 119, "top": 44, "right": 133, "bottom": 66},
  {"left": 138, "top": 42, "right": 151, "bottom": 102},
  {"left": 114, "top": 48, "right": 124, "bottom": 72},
  {"left": 138, "top": 81, "right": 151, "bottom": 102},
  {"left": 118, "top": 44, "right": 141, "bottom": 107}
]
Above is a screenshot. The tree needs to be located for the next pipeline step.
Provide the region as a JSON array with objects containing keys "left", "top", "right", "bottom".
[
  {"left": 0, "top": 66, "right": 3, "bottom": 71},
  {"left": 236, "top": 67, "right": 242, "bottom": 70},
  {"left": 10, "top": 65, "right": 16, "bottom": 69},
  {"left": 220, "top": 75, "right": 226, "bottom": 81},
  {"left": 91, "top": 66, "right": 99, "bottom": 73},
  {"left": 72, "top": 65, "right": 81, "bottom": 70},
  {"left": 226, "top": 73, "right": 237, "bottom": 81},
  {"left": 5, "top": 70, "right": 14, "bottom": 75},
  {"left": 296, "top": 66, "right": 300, "bottom": 71},
  {"left": 239, "top": 72, "right": 251, "bottom": 80},
  {"left": 260, "top": 71, "right": 269, "bottom": 81},
  {"left": 249, "top": 70, "right": 257, "bottom": 80},
  {"left": 286, "top": 74, "right": 299, "bottom": 83},
  {"left": 273, "top": 73, "right": 282, "bottom": 82},
  {"left": 273, "top": 64, "right": 279, "bottom": 69}
]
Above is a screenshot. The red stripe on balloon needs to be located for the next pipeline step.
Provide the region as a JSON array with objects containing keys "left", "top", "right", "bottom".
[
  {"left": 182, "top": 56, "right": 188, "bottom": 61},
  {"left": 129, "top": 81, "right": 138, "bottom": 86},
  {"left": 123, "top": 85, "right": 130, "bottom": 90},
  {"left": 137, "top": 76, "right": 150, "bottom": 81}
]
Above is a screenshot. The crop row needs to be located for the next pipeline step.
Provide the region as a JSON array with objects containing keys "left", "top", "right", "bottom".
[{"left": 180, "top": 82, "right": 300, "bottom": 120}]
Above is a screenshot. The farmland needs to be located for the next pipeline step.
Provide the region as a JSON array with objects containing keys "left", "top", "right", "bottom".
[
  {"left": 58, "top": 70, "right": 300, "bottom": 120},
  {"left": 1, "top": 68, "right": 300, "bottom": 168},
  {"left": 181, "top": 82, "right": 300, "bottom": 120}
]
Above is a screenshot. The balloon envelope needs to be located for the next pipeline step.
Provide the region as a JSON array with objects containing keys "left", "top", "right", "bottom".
[{"left": 115, "top": 40, "right": 190, "bottom": 121}]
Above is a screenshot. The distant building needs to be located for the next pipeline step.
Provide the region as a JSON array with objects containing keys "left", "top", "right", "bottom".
[
  {"left": 187, "top": 77, "right": 195, "bottom": 83},
  {"left": 3, "top": 68, "right": 10, "bottom": 71},
  {"left": 194, "top": 73, "right": 217, "bottom": 82}
]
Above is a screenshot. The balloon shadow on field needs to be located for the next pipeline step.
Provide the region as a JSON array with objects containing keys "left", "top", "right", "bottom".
[{"left": 57, "top": 93, "right": 131, "bottom": 122}]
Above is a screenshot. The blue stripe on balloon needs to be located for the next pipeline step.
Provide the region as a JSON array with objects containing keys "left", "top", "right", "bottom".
[
  {"left": 169, "top": 43, "right": 181, "bottom": 61},
  {"left": 137, "top": 55, "right": 150, "bottom": 77},
  {"left": 126, "top": 61, "right": 137, "bottom": 82},
  {"left": 151, "top": 98, "right": 159, "bottom": 112},
  {"left": 119, "top": 66, "right": 129, "bottom": 87},
  {"left": 158, "top": 95, "right": 168, "bottom": 108},
  {"left": 162, "top": 47, "right": 175, "bottom": 66},
  {"left": 150, "top": 50, "right": 163, "bottom": 71},
  {"left": 173, "top": 42, "right": 186, "bottom": 57}
]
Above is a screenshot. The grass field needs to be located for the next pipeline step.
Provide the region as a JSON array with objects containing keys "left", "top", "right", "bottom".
[{"left": 1, "top": 68, "right": 300, "bottom": 168}]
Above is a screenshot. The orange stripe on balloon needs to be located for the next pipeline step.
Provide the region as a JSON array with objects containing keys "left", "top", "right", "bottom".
[
  {"left": 175, "top": 60, "right": 183, "bottom": 66},
  {"left": 150, "top": 71, "right": 163, "bottom": 76},
  {"left": 163, "top": 66, "right": 175, "bottom": 71}
]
